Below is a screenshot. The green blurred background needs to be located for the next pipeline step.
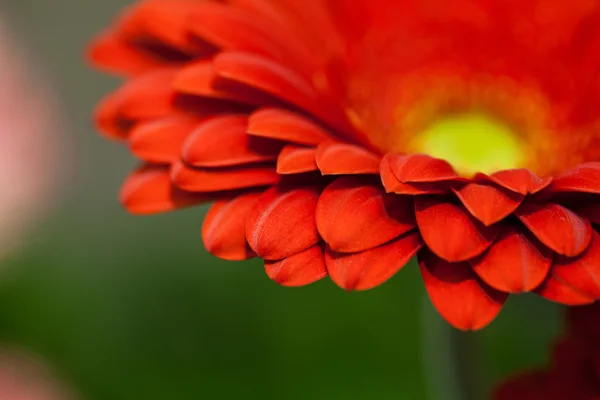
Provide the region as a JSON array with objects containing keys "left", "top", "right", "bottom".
[{"left": 1, "top": 1, "right": 562, "bottom": 398}]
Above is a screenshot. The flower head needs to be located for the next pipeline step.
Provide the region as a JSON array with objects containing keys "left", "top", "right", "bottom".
[
  {"left": 494, "top": 303, "right": 600, "bottom": 400},
  {"left": 88, "top": 0, "right": 600, "bottom": 330}
]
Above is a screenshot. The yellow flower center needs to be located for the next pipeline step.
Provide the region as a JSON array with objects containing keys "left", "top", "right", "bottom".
[{"left": 410, "top": 112, "right": 525, "bottom": 176}]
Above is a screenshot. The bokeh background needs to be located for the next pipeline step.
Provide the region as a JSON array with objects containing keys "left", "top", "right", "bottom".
[{"left": 1, "top": 1, "right": 563, "bottom": 399}]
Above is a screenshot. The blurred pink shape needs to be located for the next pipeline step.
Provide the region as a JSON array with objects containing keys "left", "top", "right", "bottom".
[
  {"left": 0, "top": 13, "right": 63, "bottom": 258},
  {"left": 0, "top": 349, "right": 77, "bottom": 400}
]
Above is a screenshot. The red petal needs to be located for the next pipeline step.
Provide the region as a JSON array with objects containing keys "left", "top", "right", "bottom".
[
  {"left": 380, "top": 155, "right": 448, "bottom": 195},
  {"left": 232, "top": 0, "right": 343, "bottom": 65},
  {"left": 265, "top": 245, "right": 327, "bottom": 287},
  {"left": 246, "top": 186, "right": 320, "bottom": 260},
  {"left": 93, "top": 91, "right": 132, "bottom": 139},
  {"left": 87, "top": 30, "right": 165, "bottom": 76},
  {"left": 116, "top": 68, "right": 177, "bottom": 121},
  {"left": 551, "top": 163, "right": 600, "bottom": 194},
  {"left": 316, "top": 177, "right": 416, "bottom": 253},
  {"left": 188, "top": 2, "right": 310, "bottom": 72},
  {"left": 483, "top": 169, "right": 552, "bottom": 195},
  {"left": 316, "top": 143, "right": 380, "bottom": 175},
  {"left": 551, "top": 230, "right": 600, "bottom": 299},
  {"left": 326, "top": 232, "right": 423, "bottom": 291},
  {"left": 516, "top": 203, "right": 592, "bottom": 257},
  {"left": 174, "top": 61, "right": 232, "bottom": 99},
  {"left": 415, "top": 197, "right": 499, "bottom": 262},
  {"left": 471, "top": 225, "right": 552, "bottom": 293},
  {"left": 388, "top": 154, "right": 462, "bottom": 183},
  {"left": 213, "top": 52, "right": 349, "bottom": 131},
  {"left": 454, "top": 182, "right": 524, "bottom": 226},
  {"left": 276, "top": 146, "right": 318, "bottom": 174},
  {"left": 125, "top": 0, "right": 206, "bottom": 54},
  {"left": 535, "top": 274, "right": 596, "bottom": 306},
  {"left": 214, "top": 51, "right": 318, "bottom": 108},
  {"left": 419, "top": 250, "right": 508, "bottom": 331},
  {"left": 120, "top": 165, "right": 208, "bottom": 214},
  {"left": 202, "top": 193, "right": 261, "bottom": 260},
  {"left": 182, "top": 115, "right": 280, "bottom": 167},
  {"left": 248, "top": 108, "right": 333, "bottom": 145},
  {"left": 171, "top": 160, "right": 279, "bottom": 192},
  {"left": 129, "top": 116, "right": 200, "bottom": 163},
  {"left": 174, "top": 60, "right": 272, "bottom": 105},
  {"left": 94, "top": 70, "right": 178, "bottom": 139}
]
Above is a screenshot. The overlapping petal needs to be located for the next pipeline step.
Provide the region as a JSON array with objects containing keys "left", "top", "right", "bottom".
[
  {"left": 419, "top": 250, "right": 508, "bottom": 331},
  {"left": 316, "top": 143, "right": 380, "bottom": 175},
  {"left": 264, "top": 244, "right": 328, "bottom": 287},
  {"left": 471, "top": 225, "right": 552, "bottom": 293},
  {"left": 316, "top": 177, "right": 415, "bottom": 253},
  {"left": 326, "top": 232, "right": 423, "bottom": 291},
  {"left": 516, "top": 203, "right": 592, "bottom": 257},
  {"left": 120, "top": 165, "right": 210, "bottom": 215},
  {"left": 246, "top": 185, "right": 321, "bottom": 260},
  {"left": 415, "top": 197, "right": 499, "bottom": 262},
  {"left": 202, "top": 192, "right": 261, "bottom": 260}
]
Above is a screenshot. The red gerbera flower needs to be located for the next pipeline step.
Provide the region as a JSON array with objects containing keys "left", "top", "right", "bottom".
[
  {"left": 88, "top": 0, "right": 600, "bottom": 330},
  {"left": 494, "top": 303, "right": 600, "bottom": 400}
]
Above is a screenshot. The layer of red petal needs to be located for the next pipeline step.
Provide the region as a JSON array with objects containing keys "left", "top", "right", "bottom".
[
  {"left": 202, "top": 192, "right": 261, "bottom": 260},
  {"left": 551, "top": 230, "right": 600, "bottom": 299},
  {"left": 415, "top": 197, "right": 499, "bottom": 262},
  {"left": 551, "top": 163, "right": 600, "bottom": 194},
  {"left": 248, "top": 108, "right": 334, "bottom": 145},
  {"left": 213, "top": 52, "right": 350, "bottom": 132},
  {"left": 174, "top": 60, "right": 274, "bottom": 105},
  {"left": 316, "top": 177, "right": 415, "bottom": 253},
  {"left": 120, "top": 165, "right": 209, "bottom": 214},
  {"left": 171, "top": 160, "right": 279, "bottom": 192},
  {"left": 182, "top": 115, "right": 281, "bottom": 167},
  {"left": 246, "top": 185, "right": 321, "bottom": 260},
  {"left": 479, "top": 169, "right": 552, "bottom": 196},
  {"left": 129, "top": 116, "right": 201, "bottom": 163},
  {"left": 516, "top": 203, "right": 592, "bottom": 257},
  {"left": 471, "top": 225, "right": 552, "bottom": 293},
  {"left": 326, "top": 231, "right": 423, "bottom": 291},
  {"left": 388, "top": 154, "right": 464, "bottom": 183},
  {"left": 265, "top": 244, "right": 328, "bottom": 287},
  {"left": 380, "top": 155, "right": 449, "bottom": 195},
  {"left": 535, "top": 274, "right": 596, "bottom": 306},
  {"left": 87, "top": 30, "right": 170, "bottom": 76},
  {"left": 419, "top": 250, "right": 508, "bottom": 331},
  {"left": 315, "top": 142, "right": 380, "bottom": 175},
  {"left": 454, "top": 182, "right": 524, "bottom": 226},
  {"left": 186, "top": 1, "right": 315, "bottom": 76},
  {"left": 276, "top": 145, "right": 318, "bottom": 174}
]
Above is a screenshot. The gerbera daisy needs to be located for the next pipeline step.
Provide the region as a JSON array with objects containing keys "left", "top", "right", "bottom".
[
  {"left": 494, "top": 303, "right": 600, "bottom": 400},
  {"left": 88, "top": 0, "right": 600, "bottom": 330}
]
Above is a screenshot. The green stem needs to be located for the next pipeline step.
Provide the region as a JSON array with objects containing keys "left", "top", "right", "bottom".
[{"left": 420, "top": 298, "right": 489, "bottom": 400}]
